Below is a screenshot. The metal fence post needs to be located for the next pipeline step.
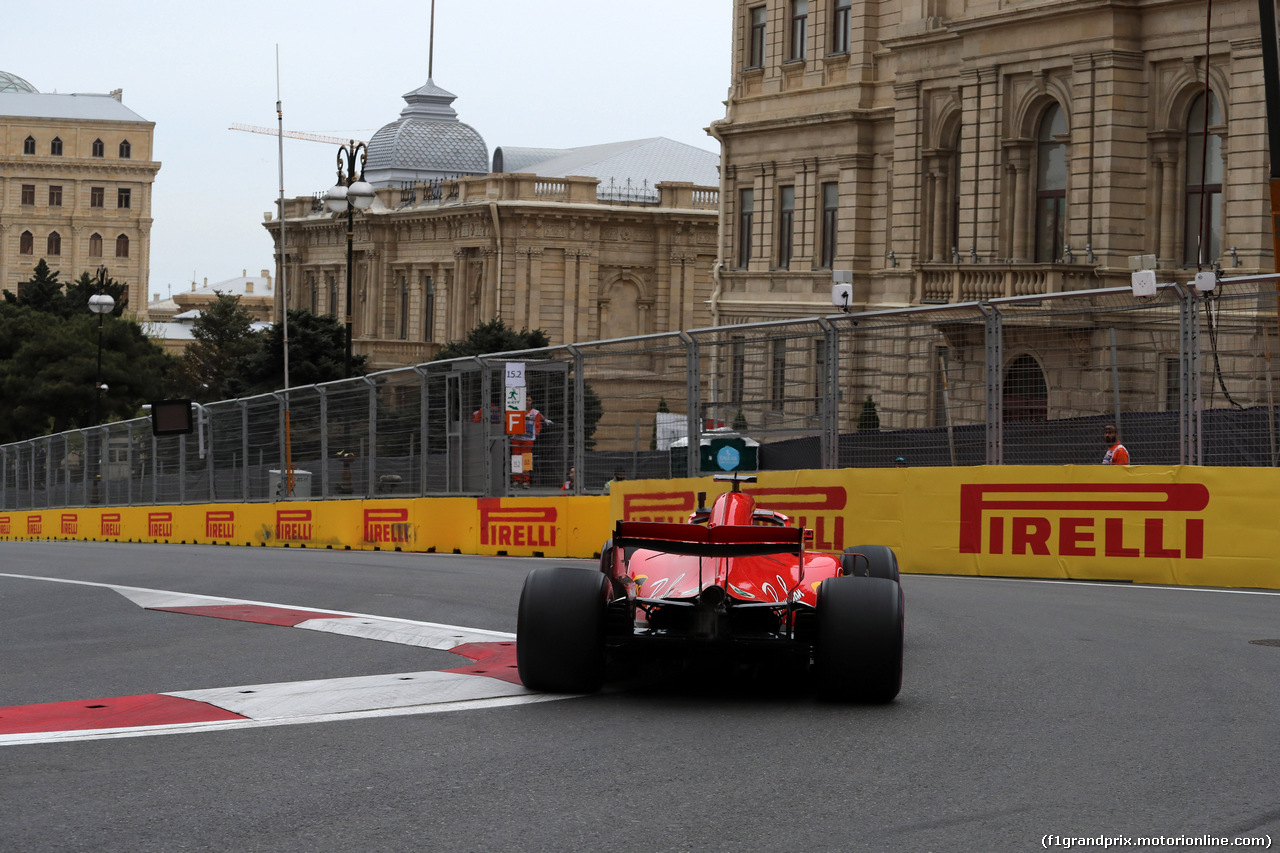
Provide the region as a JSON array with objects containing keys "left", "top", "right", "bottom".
[
  {"left": 238, "top": 400, "right": 249, "bottom": 501},
  {"left": 317, "top": 387, "right": 330, "bottom": 499},
  {"left": 478, "top": 357, "right": 494, "bottom": 497},
  {"left": 415, "top": 366, "right": 429, "bottom": 497},
  {"left": 680, "top": 331, "right": 700, "bottom": 477},
  {"left": 818, "top": 318, "right": 840, "bottom": 469},
  {"left": 366, "top": 376, "right": 377, "bottom": 498},
  {"left": 983, "top": 303, "right": 1004, "bottom": 465},
  {"left": 1179, "top": 285, "right": 1203, "bottom": 465},
  {"left": 568, "top": 345, "right": 585, "bottom": 495}
]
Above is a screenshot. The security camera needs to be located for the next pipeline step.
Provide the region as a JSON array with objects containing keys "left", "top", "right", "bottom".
[
  {"left": 831, "top": 283, "right": 852, "bottom": 312},
  {"left": 1130, "top": 269, "right": 1157, "bottom": 298},
  {"left": 1193, "top": 271, "right": 1217, "bottom": 292}
]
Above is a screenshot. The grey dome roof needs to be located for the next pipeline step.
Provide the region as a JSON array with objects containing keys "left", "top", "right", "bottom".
[
  {"left": 364, "top": 79, "right": 488, "bottom": 186},
  {"left": 0, "top": 71, "right": 37, "bottom": 94}
]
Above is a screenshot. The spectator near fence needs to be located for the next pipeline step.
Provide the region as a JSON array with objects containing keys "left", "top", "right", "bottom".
[{"left": 1102, "top": 424, "right": 1130, "bottom": 465}]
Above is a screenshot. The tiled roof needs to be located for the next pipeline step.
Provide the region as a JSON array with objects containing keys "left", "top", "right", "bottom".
[
  {"left": 0, "top": 91, "right": 148, "bottom": 122},
  {"left": 498, "top": 138, "right": 720, "bottom": 198},
  {"left": 365, "top": 78, "right": 489, "bottom": 183}
]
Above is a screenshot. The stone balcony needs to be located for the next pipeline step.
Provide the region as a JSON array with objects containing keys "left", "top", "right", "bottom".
[{"left": 915, "top": 262, "right": 1100, "bottom": 302}]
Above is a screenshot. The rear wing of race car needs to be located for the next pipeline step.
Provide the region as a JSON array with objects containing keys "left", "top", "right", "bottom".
[{"left": 614, "top": 520, "right": 805, "bottom": 558}]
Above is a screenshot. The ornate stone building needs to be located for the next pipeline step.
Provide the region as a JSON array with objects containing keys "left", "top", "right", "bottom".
[
  {"left": 267, "top": 79, "right": 720, "bottom": 371},
  {"left": 708, "top": 0, "right": 1273, "bottom": 323},
  {"left": 0, "top": 71, "right": 159, "bottom": 314}
]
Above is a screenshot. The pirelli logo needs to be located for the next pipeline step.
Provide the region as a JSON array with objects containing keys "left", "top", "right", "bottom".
[
  {"left": 623, "top": 487, "right": 848, "bottom": 550},
  {"left": 0, "top": 515, "right": 10, "bottom": 535},
  {"left": 959, "top": 483, "right": 1209, "bottom": 559},
  {"left": 101, "top": 513, "right": 122, "bottom": 536},
  {"left": 479, "top": 499, "right": 556, "bottom": 548},
  {"left": 206, "top": 510, "right": 235, "bottom": 540},
  {"left": 27, "top": 514, "right": 42, "bottom": 536},
  {"left": 277, "top": 509, "right": 312, "bottom": 542},
  {"left": 60, "top": 513, "right": 78, "bottom": 535},
  {"left": 364, "top": 508, "right": 411, "bottom": 544},
  {"left": 148, "top": 512, "right": 173, "bottom": 538}
]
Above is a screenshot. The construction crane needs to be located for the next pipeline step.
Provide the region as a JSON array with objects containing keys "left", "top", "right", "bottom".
[{"left": 229, "top": 123, "right": 366, "bottom": 146}]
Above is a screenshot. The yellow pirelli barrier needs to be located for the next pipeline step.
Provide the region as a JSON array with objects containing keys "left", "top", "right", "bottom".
[
  {"left": 4, "top": 466, "right": 1277, "bottom": 587},
  {"left": 0, "top": 496, "right": 612, "bottom": 560},
  {"left": 610, "top": 466, "right": 1280, "bottom": 589}
]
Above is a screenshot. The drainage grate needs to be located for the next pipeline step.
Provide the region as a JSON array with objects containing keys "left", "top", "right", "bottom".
[{"left": 1248, "top": 639, "right": 1280, "bottom": 647}]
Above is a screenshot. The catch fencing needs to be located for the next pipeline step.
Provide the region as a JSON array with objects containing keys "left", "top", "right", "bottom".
[{"left": 3, "top": 274, "right": 1278, "bottom": 509}]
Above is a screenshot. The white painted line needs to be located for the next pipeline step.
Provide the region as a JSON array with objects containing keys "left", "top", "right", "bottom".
[
  {"left": 0, "top": 692, "right": 568, "bottom": 747},
  {"left": 170, "top": 670, "right": 533, "bottom": 719},
  {"left": 0, "top": 572, "right": 516, "bottom": 649}
]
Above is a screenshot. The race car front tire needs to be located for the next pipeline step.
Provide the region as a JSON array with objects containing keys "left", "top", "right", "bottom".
[
  {"left": 516, "top": 566, "right": 610, "bottom": 693},
  {"left": 815, "top": 575, "right": 903, "bottom": 703}
]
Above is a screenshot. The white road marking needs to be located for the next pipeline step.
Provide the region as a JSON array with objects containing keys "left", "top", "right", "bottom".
[{"left": 0, "top": 572, "right": 562, "bottom": 746}]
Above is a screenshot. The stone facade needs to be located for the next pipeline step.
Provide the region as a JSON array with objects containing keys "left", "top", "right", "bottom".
[
  {"left": 709, "top": 0, "right": 1273, "bottom": 324},
  {"left": 0, "top": 87, "right": 159, "bottom": 315},
  {"left": 269, "top": 174, "right": 719, "bottom": 371}
]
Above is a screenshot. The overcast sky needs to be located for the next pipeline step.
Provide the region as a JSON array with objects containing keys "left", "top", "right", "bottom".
[{"left": 4, "top": 0, "right": 732, "bottom": 303}]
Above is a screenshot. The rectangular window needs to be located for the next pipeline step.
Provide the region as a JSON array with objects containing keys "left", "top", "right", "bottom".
[
  {"left": 737, "top": 188, "right": 754, "bottom": 268},
  {"left": 771, "top": 338, "right": 787, "bottom": 411},
  {"left": 21, "top": 184, "right": 35, "bottom": 205},
  {"left": 748, "top": 6, "right": 766, "bottom": 68},
  {"left": 424, "top": 276, "right": 435, "bottom": 342},
  {"left": 117, "top": 188, "right": 132, "bottom": 209},
  {"left": 789, "top": 0, "right": 808, "bottom": 61},
  {"left": 832, "top": 0, "right": 852, "bottom": 54},
  {"left": 820, "top": 182, "right": 838, "bottom": 269},
  {"left": 731, "top": 336, "right": 746, "bottom": 407},
  {"left": 399, "top": 279, "right": 409, "bottom": 340},
  {"left": 777, "top": 185, "right": 795, "bottom": 268},
  {"left": 91, "top": 187, "right": 105, "bottom": 208},
  {"left": 49, "top": 185, "right": 62, "bottom": 207}
]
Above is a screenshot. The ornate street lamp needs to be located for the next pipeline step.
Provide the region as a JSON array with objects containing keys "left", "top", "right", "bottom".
[
  {"left": 88, "top": 288, "right": 115, "bottom": 426},
  {"left": 325, "top": 143, "right": 375, "bottom": 378}
]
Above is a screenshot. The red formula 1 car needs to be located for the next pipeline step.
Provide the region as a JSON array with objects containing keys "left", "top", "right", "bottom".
[{"left": 516, "top": 475, "right": 904, "bottom": 702}]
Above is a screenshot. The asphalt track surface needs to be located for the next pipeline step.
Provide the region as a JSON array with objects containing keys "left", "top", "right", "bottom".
[{"left": 3, "top": 541, "right": 1280, "bottom": 852}]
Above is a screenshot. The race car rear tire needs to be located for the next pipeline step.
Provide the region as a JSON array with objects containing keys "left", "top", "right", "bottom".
[
  {"left": 815, "top": 575, "right": 903, "bottom": 703},
  {"left": 841, "top": 544, "right": 901, "bottom": 583},
  {"left": 517, "top": 566, "right": 610, "bottom": 693}
]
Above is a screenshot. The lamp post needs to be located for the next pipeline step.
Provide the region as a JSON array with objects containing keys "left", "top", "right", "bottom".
[
  {"left": 325, "top": 142, "right": 375, "bottom": 378},
  {"left": 88, "top": 277, "right": 114, "bottom": 505},
  {"left": 88, "top": 289, "right": 115, "bottom": 425}
]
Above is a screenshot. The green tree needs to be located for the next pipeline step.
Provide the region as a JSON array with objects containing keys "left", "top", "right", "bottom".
[
  {"left": 175, "top": 292, "right": 262, "bottom": 402},
  {"left": 0, "top": 301, "right": 174, "bottom": 442},
  {"left": 242, "top": 308, "right": 367, "bottom": 394},
  {"left": 431, "top": 318, "right": 551, "bottom": 361}
]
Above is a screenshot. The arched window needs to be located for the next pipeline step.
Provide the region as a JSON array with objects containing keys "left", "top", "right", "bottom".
[
  {"left": 20, "top": 231, "right": 33, "bottom": 254},
  {"left": 47, "top": 231, "right": 61, "bottom": 256},
  {"left": 23, "top": 136, "right": 35, "bottom": 155},
  {"left": 1034, "top": 104, "right": 1067, "bottom": 263},
  {"left": 92, "top": 138, "right": 104, "bottom": 157},
  {"left": 1184, "top": 90, "right": 1223, "bottom": 266},
  {"left": 119, "top": 139, "right": 132, "bottom": 159},
  {"left": 50, "top": 137, "right": 63, "bottom": 156},
  {"left": 115, "top": 234, "right": 130, "bottom": 258},
  {"left": 1003, "top": 353, "right": 1048, "bottom": 422},
  {"left": 89, "top": 233, "right": 103, "bottom": 257}
]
